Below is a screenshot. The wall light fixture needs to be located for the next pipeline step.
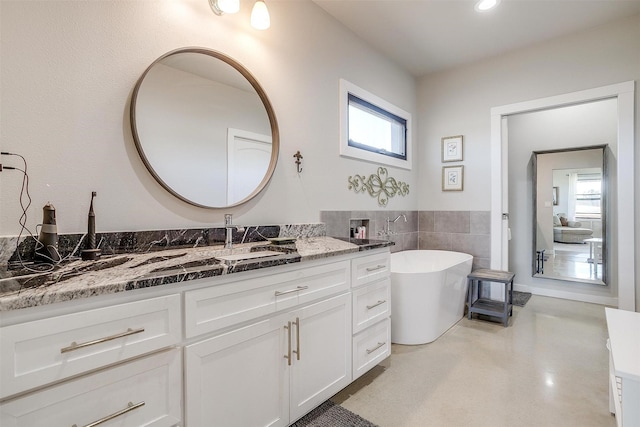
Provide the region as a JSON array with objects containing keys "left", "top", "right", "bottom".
[
  {"left": 209, "top": 0, "right": 270, "bottom": 30},
  {"left": 250, "top": 1, "right": 270, "bottom": 30}
]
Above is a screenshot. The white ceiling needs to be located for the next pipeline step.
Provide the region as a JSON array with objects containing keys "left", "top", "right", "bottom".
[{"left": 311, "top": 0, "right": 640, "bottom": 77}]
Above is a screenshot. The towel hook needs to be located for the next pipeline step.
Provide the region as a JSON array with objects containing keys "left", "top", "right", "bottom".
[{"left": 293, "top": 151, "right": 303, "bottom": 174}]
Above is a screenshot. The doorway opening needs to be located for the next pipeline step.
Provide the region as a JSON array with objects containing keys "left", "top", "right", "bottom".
[{"left": 489, "top": 81, "right": 635, "bottom": 310}]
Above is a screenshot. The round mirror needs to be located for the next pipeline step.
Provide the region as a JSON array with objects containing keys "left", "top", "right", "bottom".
[{"left": 130, "top": 48, "right": 279, "bottom": 208}]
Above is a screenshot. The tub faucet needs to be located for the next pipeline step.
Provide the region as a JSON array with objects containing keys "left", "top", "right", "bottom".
[
  {"left": 393, "top": 214, "right": 407, "bottom": 223},
  {"left": 381, "top": 214, "right": 407, "bottom": 239}
]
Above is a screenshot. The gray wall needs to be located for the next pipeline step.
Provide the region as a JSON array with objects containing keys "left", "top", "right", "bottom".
[
  {"left": 1, "top": 1, "right": 637, "bottom": 310},
  {"left": 417, "top": 14, "right": 639, "bottom": 310},
  {"left": 0, "top": 1, "right": 418, "bottom": 235},
  {"left": 320, "top": 210, "right": 490, "bottom": 269}
]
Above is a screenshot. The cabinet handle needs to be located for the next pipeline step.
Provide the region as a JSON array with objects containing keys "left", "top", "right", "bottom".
[
  {"left": 366, "top": 342, "right": 386, "bottom": 354},
  {"left": 72, "top": 401, "right": 145, "bottom": 427},
  {"left": 292, "top": 317, "right": 301, "bottom": 361},
  {"left": 366, "top": 300, "right": 386, "bottom": 310},
  {"left": 275, "top": 285, "right": 309, "bottom": 297},
  {"left": 60, "top": 327, "right": 145, "bottom": 354},
  {"left": 366, "top": 264, "right": 386, "bottom": 272},
  {"left": 284, "top": 321, "right": 292, "bottom": 366}
]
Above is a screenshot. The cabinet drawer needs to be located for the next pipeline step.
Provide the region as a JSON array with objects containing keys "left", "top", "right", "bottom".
[
  {"left": 351, "top": 252, "right": 390, "bottom": 288},
  {"left": 0, "top": 348, "right": 182, "bottom": 427},
  {"left": 185, "top": 260, "right": 350, "bottom": 338},
  {"left": 0, "top": 294, "right": 181, "bottom": 399},
  {"left": 353, "top": 318, "right": 391, "bottom": 380},
  {"left": 352, "top": 278, "right": 391, "bottom": 334}
]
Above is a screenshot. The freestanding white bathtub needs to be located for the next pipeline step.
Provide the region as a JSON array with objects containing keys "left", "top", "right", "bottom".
[{"left": 390, "top": 250, "right": 473, "bottom": 345}]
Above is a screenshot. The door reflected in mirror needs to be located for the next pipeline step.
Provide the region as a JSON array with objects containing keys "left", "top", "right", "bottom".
[{"left": 532, "top": 146, "right": 607, "bottom": 285}]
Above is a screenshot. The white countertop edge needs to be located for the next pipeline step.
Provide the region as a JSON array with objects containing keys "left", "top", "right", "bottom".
[{"left": 605, "top": 307, "right": 640, "bottom": 382}]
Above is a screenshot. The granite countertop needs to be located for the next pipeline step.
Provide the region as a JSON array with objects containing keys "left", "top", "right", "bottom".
[{"left": 0, "top": 237, "right": 391, "bottom": 312}]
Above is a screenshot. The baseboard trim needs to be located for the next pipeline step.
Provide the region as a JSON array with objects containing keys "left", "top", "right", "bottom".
[{"left": 513, "top": 283, "right": 618, "bottom": 306}]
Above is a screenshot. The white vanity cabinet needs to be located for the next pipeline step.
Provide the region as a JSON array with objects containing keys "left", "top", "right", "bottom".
[
  {"left": 183, "top": 259, "right": 353, "bottom": 427},
  {"left": 0, "top": 245, "right": 392, "bottom": 427}
]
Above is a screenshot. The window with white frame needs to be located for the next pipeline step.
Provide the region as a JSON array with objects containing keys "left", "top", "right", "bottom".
[
  {"left": 339, "top": 79, "right": 412, "bottom": 170},
  {"left": 574, "top": 172, "right": 602, "bottom": 219}
]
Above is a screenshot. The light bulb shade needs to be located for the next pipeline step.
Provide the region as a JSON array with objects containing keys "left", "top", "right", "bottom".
[
  {"left": 210, "top": 0, "right": 239, "bottom": 15},
  {"left": 251, "top": 1, "right": 270, "bottom": 30}
]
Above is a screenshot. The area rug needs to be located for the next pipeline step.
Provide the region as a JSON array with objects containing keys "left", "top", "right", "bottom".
[
  {"left": 512, "top": 291, "right": 532, "bottom": 307},
  {"left": 291, "top": 400, "right": 379, "bottom": 427}
]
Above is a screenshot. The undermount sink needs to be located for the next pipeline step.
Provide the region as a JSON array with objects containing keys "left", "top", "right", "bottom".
[{"left": 215, "top": 250, "right": 283, "bottom": 263}]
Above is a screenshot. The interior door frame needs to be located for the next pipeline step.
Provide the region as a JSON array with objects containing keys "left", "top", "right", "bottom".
[
  {"left": 227, "top": 127, "right": 272, "bottom": 205},
  {"left": 490, "top": 81, "right": 635, "bottom": 311}
]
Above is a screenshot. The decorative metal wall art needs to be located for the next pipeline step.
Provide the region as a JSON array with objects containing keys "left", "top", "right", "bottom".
[{"left": 348, "top": 167, "right": 410, "bottom": 206}]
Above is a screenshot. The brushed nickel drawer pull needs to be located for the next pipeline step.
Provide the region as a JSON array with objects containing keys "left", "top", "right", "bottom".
[
  {"left": 72, "top": 401, "right": 145, "bottom": 427},
  {"left": 366, "top": 300, "right": 386, "bottom": 310},
  {"left": 366, "top": 342, "right": 386, "bottom": 354},
  {"left": 284, "top": 322, "right": 292, "bottom": 366},
  {"left": 61, "top": 327, "right": 145, "bottom": 354},
  {"left": 275, "top": 285, "right": 309, "bottom": 297},
  {"left": 365, "top": 264, "right": 386, "bottom": 272},
  {"left": 293, "top": 317, "right": 301, "bottom": 361}
]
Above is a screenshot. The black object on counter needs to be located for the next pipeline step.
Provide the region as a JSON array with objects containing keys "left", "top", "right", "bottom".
[
  {"left": 35, "top": 202, "right": 61, "bottom": 263},
  {"left": 81, "top": 191, "right": 101, "bottom": 261}
]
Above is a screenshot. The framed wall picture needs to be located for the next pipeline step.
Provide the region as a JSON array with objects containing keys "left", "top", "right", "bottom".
[
  {"left": 442, "top": 165, "right": 464, "bottom": 191},
  {"left": 441, "top": 135, "right": 463, "bottom": 162}
]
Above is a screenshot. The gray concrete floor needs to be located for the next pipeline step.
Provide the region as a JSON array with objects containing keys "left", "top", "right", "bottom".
[{"left": 333, "top": 295, "right": 615, "bottom": 427}]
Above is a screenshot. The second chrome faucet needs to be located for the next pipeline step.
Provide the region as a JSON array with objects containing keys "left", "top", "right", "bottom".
[
  {"left": 224, "top": 214, "right": 244, "bottom": 249},
  {"left": 379, "top": 213, "right": 407, "bottom": 239}
]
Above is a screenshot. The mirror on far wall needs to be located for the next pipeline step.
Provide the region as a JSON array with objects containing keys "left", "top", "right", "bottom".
[
  {"left": 130, "top": 48, "right": 279, "bottom": 208},
  {"left": 532, "top": 146, "right": 608, "bottom": 285}
]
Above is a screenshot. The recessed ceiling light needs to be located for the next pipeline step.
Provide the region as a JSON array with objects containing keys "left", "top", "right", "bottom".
[{"left": 475, "top": 0, "right": 501, "bottom": 12}]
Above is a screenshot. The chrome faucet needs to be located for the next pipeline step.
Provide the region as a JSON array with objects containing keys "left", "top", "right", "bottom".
[
  {"left": 224, "top": 214, "right": 234, "bottom": 249},
  {"left": 224, "top": 214, "right": 245, "bottom": 249},
  {"left": 379, "top": 214, "right": 407, "bottom": 239}
]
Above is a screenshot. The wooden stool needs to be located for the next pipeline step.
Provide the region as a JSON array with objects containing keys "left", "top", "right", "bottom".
[{"left": 467, "top": 269, "right": 515, "bottom": 327}]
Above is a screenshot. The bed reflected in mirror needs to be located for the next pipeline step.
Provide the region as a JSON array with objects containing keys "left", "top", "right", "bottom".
[{"left": 532, "top": 146, "right": 607, "bottom": 285}]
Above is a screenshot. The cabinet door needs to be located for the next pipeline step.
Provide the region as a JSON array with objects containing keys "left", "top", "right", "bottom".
[
  {"left": 184, "top": 313, "right": 290, "bottom": 427},
  {"left": 289, "top": 293, "right": 352, "bottom": 422}
]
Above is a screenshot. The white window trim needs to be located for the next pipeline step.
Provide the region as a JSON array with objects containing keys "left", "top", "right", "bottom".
[{"left": 339, "top": 79, "right": 412, "bottom": 170}]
